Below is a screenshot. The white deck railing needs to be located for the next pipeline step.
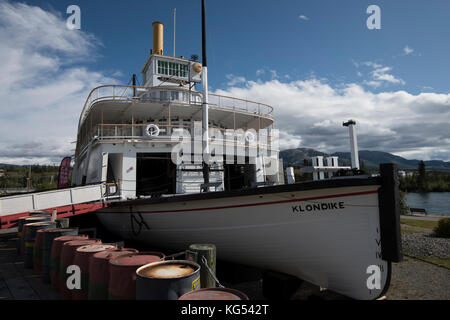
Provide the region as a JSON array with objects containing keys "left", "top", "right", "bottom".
[{"left": 78, "top": 85, "right": 274, "bottom": 130}]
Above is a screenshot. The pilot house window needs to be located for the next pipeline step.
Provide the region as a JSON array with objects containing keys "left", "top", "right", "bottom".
[{"left": 157, "top": 60, "right": 188, "bottom": 77}]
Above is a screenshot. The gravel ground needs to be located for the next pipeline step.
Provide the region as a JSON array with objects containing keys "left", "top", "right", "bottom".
[
  {"left": 402, "top": 232, "right": 450, "bottom": 258},
  {"left": 385, "top": 229, "right": 450, "bottom": 300},
  {"left": 387, "top": 256, "right": 450, "bottom": 300}
]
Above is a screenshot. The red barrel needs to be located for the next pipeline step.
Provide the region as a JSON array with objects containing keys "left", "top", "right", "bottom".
[
  {"left": 59, "top": 239, "right": 101, "bottom": 300},
  {"left": 50, "top": 235, "right": 88, "bottom": 290},
  {"left": 88, "top": 248, "right": 138, "bottom": 300},
  {"left": 72, "top": 244, "right": 116, "bottom": 300},
  {"left": 178, "top": 287, "right": 249, "bottom": 300},
  {"left": 108, "top": 252, "right": 165, "bottom": 300}
]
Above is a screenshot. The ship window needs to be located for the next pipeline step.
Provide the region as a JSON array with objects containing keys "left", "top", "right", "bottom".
[
  {"left": 157, "top": 60, "right": 188, "bottom": 78},
  {"left": 158, "top": 61, "right": 169, "bottom": 75},
  {"left": 160, "top": 91, "right": 169, "bottom": 101},
  {"left": 171, "top": 91, "right": 179, "bottom": 101}
]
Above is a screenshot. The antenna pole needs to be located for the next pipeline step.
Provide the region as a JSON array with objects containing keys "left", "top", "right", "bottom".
[
  {"left": 201, "top": 0, "right": 210, "bottom": 191},
  {"left": 132, "top": 74, "right": 136, "bottom": 97},
  {"left": 173, "top": 8, "right": 176, "bottom": 57}
]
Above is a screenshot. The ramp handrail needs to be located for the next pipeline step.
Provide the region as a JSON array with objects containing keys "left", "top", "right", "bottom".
[{"left": 0, "top": 183, "right": 105, "bottom": 217}]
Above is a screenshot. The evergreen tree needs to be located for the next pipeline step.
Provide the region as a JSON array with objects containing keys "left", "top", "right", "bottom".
[{"left": 417, "top": 160, "right": 427, "bottom": 191}]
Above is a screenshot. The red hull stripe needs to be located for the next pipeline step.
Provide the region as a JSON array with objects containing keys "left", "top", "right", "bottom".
[{"left": 105, "top": 190, "right": 379, "bottom": 214}]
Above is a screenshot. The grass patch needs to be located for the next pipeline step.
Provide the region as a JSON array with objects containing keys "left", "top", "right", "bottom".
[
  {"left": 400, "top": 218, "right": 438, "bottom": 230},
  {"left": 419, "top": 257, "right": 450, "bottom": 269},
  {"left": 400, "top": 226, "right": 424, "bottom": 234}
]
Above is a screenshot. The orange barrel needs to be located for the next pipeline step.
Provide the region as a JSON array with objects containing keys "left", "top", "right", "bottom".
[
  {"left": 24, "top": 221, "right": 56, "bottom": 268},
  {"left": 20, "top": 215, "right": 51, "bottom": 257},
  {"left": 88, "top": 248, "right": 138, "bottom": 300},
  {"left": 136, "top": 260, "right": 201, "bottom": 300},
  {"left": 41, "top": 228, "right": 79, "bottom": 283},
  {"left": 50, "top": 235, "right": 88, "bottom": 290},
  {"left": 59, "top": 239, "right": 101, "bottom": 300},
  {"left": 178, "top": 287, "right": 249, "bottom": 300},
  {"left": 72, "top": 244, "right": 116, "bottom": 300},
  {"left": 108, "top": 252, "right": 165, "bottom": 300}
]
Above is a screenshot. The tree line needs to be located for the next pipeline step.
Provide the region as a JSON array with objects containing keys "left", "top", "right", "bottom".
[{"left": 399, "top": 161, "right": 450, "bottom": 192}]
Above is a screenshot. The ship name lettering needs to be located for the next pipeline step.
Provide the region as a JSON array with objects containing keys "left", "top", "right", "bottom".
[{"left": 292, "top": 202, "right": 345, "bottom": 213}]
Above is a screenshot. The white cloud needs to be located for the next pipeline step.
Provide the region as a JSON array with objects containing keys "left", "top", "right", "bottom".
[
  {"left": 256, "top": 69, "right": 265, "bottom": 76},
  {"left": 299, "top": 15, "right": 310, "bottom": 21},
  {"left": 0, "top": 1, "right": 118, "bottom": 165},
  {"left": 225, "top": 74, "right": 247, "bottom": 86},
  {"left": 214, "top": 78, "right": 450, "bottom": 161},
  {"left": 357, "top": 61, "right": 405, "bottom": 87},
  {"left": 403, "top": 46, "right": 414, "bottom": 55}
]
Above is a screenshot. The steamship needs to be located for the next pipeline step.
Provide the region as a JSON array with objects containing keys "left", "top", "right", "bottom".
[{"left": 71, "top": 17, "right": 402, "bottom": 300}]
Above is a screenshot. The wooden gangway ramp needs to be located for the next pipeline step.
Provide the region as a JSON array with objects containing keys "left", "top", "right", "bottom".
[{"left": 0, "top": 184, "right": 109, "bottom": 229}]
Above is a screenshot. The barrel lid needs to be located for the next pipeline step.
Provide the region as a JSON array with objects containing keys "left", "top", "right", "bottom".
[
  {"left": 178, "top": 288, "right": 249, "bottom": 300},
  {"left": 37, "top": 228, "right": 60, "bottom": 233},
  {"left": 24, "top": 216, "right": 50, "bottom": 222},
  {"left": 136, "top": 260, "right": 199, "bottom": 279},
  {"left": 25, "top": 221, "right": 55, "bottom": 227},
  {"left": 92, "top": 248, "right": 138, "bottom": 260},
  {"left": 110, "top": 252, "right": 164, "bottom": 267},
  {"left": 54, "top": 235, "right": 88, "bottom": 242},
  {"left": 42, "top": 228, "right": 77, "bottom": 234},
  {"left": 76, "top": 244, "right": 116, "bottom": 253},
  {"left": 63, "top": 239, "right": 100, "bottom": 247}
]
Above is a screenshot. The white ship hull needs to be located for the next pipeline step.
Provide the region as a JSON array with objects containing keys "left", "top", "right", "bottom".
[{"left": 96, "top": 173, "right": 402, "bottom": 300}]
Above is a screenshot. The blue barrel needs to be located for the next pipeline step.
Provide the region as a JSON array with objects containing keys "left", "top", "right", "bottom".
[
  {"left": 24, "top": 221, "right": 56, "bottom": 268},
  {"left": 41, "top": 228, "right": 79, "bottom": 283}
]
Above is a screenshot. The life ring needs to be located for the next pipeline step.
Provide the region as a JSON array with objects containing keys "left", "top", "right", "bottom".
[
  {"left": 245, "top": 131, "right": 255, "bottom": 143},
  {"left": 145, "top": 124, "right": 160, "bottom": 137}
]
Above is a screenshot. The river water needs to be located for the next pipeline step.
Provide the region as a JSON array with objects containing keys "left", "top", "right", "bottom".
[{"left": 405, "top": 192, "right": 450, "bottom": 216}]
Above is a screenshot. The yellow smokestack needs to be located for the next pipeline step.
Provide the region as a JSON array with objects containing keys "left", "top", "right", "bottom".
[{"left": 152, "top": 21, "right": 164, "bottom": 55}]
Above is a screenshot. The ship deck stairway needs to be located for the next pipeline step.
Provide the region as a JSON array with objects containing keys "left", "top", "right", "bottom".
[{"left": 0, "top": 184, "right": 108, "bottom": 230}]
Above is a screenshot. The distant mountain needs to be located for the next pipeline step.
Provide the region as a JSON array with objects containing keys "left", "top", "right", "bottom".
[
  {"left": 280, "top": 148, "right": 450, "bottom": 170},
  {"left": 279, "top": 148, "right": 328, "bottom": 166}
]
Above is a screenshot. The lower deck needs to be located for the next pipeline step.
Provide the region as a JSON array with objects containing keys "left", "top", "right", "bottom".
[{"left": 73, "top": 140, "right": 282, "bottom": 200}]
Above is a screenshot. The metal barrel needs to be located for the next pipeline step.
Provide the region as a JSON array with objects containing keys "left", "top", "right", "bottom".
[
  {"left": 50, "top": 235, "right": 88, "bottom": 290},
  {"left": 136, "top": 260, "right": 201, "bottom": 300},
  {"left": 88, "top": 248, "right": 138, "bottom": 300},
  {"left": 178, "top": 287, "right": 249, "bottom": 300},
  {"left": 72, "top": 244, "right": 116, "bottom": 300},
  {"left": 17, "top": 217, "right": 29, "bottom": 253},
  {"left": 33, "top": 229, "right": 49, "bottom": 274},
  {"left": 24, "top": 221, "right": 56, "bottom": 268},
  {"left": 17, "top": 212, "right": 48, "bottom": 252},
  {"left": 59, "top": 239, "right": 101, "bottom": 300},
  {"left": 41, "top": 228, "right": 79, "bottom": 283},
  {"left": 108, "top": 252, "right": 165, "bottom": 300},
  {"left": 20, "top": 215, "right": 51, "bottom": 257}
]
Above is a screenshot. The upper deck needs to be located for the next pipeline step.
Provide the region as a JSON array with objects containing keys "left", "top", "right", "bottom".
[
  {"left": 75, "top": 85, "right": 276, "bottom": 156},
  {"left": 78, "top": 84, "right": 274, "bottom": 130}
]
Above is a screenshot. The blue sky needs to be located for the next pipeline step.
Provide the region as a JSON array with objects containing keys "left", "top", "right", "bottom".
[
  {"left": 30, "top": 0, "right": 450, "bottom": 93},
  {"left": 0, "top": 0, "right": 449, "bottom": 164}
]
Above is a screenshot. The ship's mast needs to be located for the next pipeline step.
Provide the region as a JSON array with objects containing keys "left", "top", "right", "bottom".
[{"left": 201, "top": 0, "right": 210, "bottom": 190}]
